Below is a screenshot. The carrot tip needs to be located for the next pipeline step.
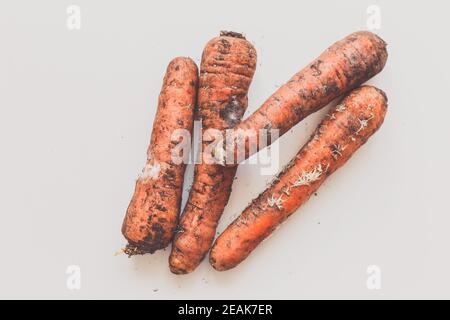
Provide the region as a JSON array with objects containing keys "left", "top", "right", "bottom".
[
  {"left": 113, "top": 247, "right": 125, "bottom": 256},
  {"left": 122, "top": 243, "right": 150, "bottom": 257},
  {"left": 169, "top": 266, "right": 189, "bottom": 275},
  {"left": 220, "top": 30, "right": 245, "bottom": 39},
  {"left": 374, "top": 87, "right": 388, "bottom": 103}
]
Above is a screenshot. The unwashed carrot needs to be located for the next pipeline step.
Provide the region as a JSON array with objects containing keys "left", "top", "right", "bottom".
[
  {"left": 222, "top": 31, "right": 387, "bottom": 165},
  {"left": 121, "top": 57, "right": 198, "bottom": 255},
  {"left": 169, "top": 31, "right": 257, "bottom": 274},
  {"left": 210, "top": 85, "right": 388, "bottom": 271}
]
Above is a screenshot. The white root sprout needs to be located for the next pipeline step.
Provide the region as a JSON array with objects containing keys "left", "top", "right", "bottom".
[
  {"left": 267, "top": 194, "right": 285, "bottom": 210},
  {"left": 330, "top": 144, "right": 346, "bottom": 160},
  {"left": 336, "top": 104, "right": 346, "bottom": 112},
  {"left": 140, "top": 162, "right": 161, "bottom": 180},
  {"left": 281, "top": 186, "right": 291, "bottom": 196},
  {"left": 356, "top": 113, "right": 375, "bottom": 134},
  {"left": 292, "top": 164, "right": 324, "bottom": 188}
]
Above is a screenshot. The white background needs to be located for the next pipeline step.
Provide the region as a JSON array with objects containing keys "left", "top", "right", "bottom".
[{"left": 1, "top": 0, "right": 450, "bottom": 299}]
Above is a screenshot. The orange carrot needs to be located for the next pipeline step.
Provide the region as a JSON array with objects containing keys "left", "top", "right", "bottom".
[
  {"left": 223, "top": 31, "right": 387, "bottom": 165},
  {"left": 169, "top": 31, "right": 257, "bottom": 274},
  {"left": 121, "top": 57, "right": 198, "bottom": 255},
  {"left": 210, "top": 85, "right": 388, "bottom": 271}
]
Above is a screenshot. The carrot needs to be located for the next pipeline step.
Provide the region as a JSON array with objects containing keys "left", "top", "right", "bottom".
[
  {"left": 169, "top": 31, "right": 257, "bottom": 274},
  {"left": 121, "top": 57, "right": 198, "bottom": 255},
  {"left": 222, "top": 31, "right": 387, "bottom": 165},
  {"left": 210, "top": 85, "right": 388, "bottom": 271}
]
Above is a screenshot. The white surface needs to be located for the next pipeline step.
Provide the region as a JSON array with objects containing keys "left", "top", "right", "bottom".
[{"left": 1, "top": 0, "right": 450, "bottom": 299}]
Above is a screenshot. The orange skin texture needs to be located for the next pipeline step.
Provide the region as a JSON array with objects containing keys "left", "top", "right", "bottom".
[
  {"left": 169, "top": 32, "right": 257, "bottom": 274},
  {"left": 227, "top": 31, "right": 388, "bottom": 164},
  {"left": 210, "top": 86, "right": 388, "bottom": 271},
  {"left": 121, "top": 57, "right": 198, "bottom": 254}
]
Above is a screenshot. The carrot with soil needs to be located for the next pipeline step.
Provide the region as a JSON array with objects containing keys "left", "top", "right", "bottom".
[
  {"left": 121, "top": 57, "right": 198, "bottom": 255},
  {"left": 169, "top": 31, "right": 257, "bottom": 274},
  {"left": 210, "top": 85, "right": 388, "bottom": 271},
  {"left": 221, "top": 31, "right": 387, "bottom": 165}
]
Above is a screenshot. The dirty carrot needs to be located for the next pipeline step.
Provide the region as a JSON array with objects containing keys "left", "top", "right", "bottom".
[
  {"left": 169, "top": 31, "right": 257, "bottom": 274},
  {"left": 210, "top": 85, "right": 388, "bottom": 271},
  {"left": 222, "top": 31, "right": 387, "bottom": 165},
  {"left": 121, "top": 57, "right": 198, "bottom": 255}
]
